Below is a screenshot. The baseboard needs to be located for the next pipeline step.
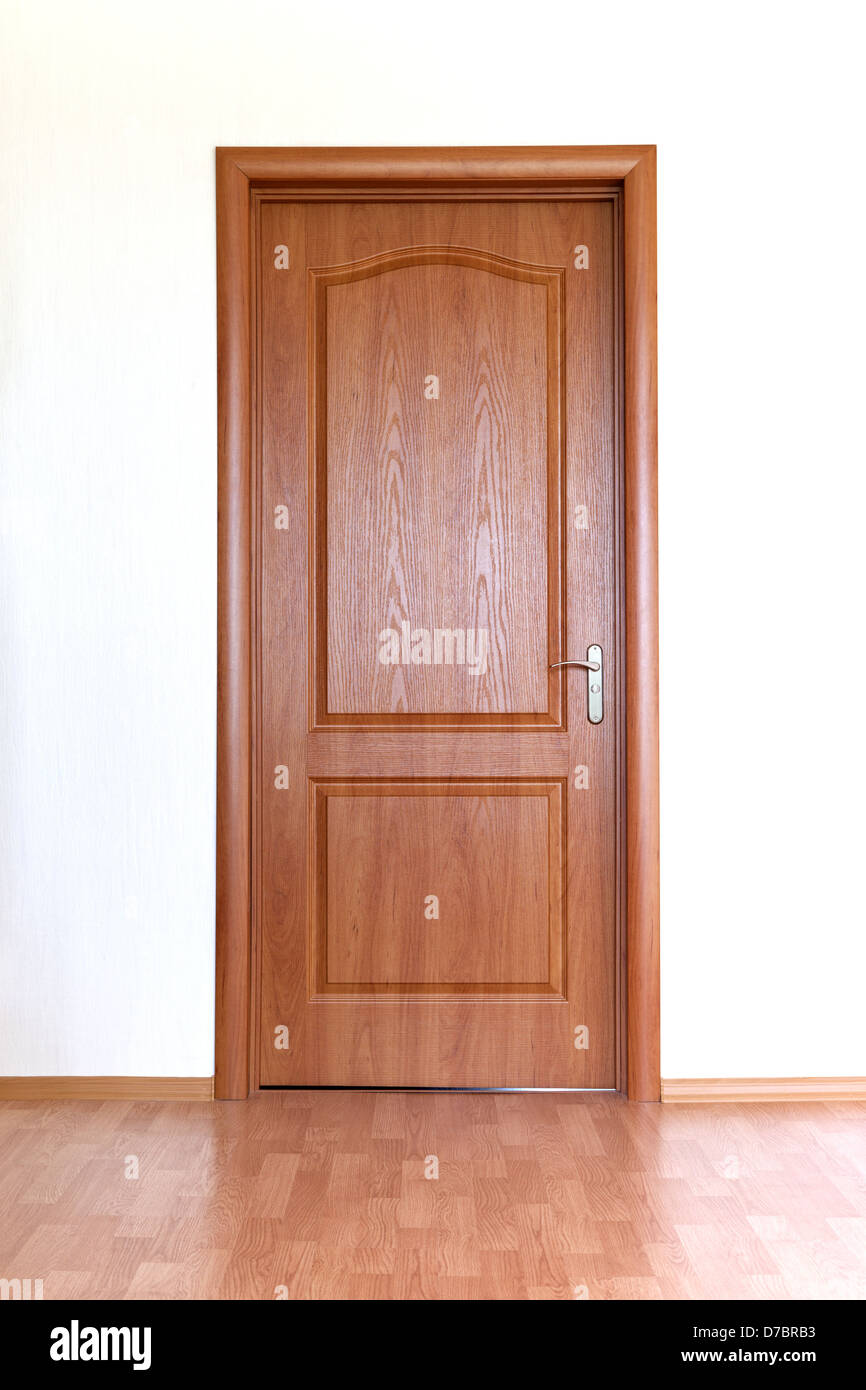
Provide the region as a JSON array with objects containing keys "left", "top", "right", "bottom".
[
  {"left": 3, "top": 1076, "right": 861, "bottom": 1104},
  {"left": 0, "top": 1076, "right": 214, "bottom": 1101},
  {"left": 661, "top": 1076, "right": 866, "bottom": 1103}
]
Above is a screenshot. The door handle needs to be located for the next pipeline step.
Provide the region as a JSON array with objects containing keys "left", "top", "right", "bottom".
[{"left": 549, "top": 645, "right": 603, "bottom": 724}]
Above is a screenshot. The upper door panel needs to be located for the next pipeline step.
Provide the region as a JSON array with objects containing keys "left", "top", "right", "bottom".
[{"left": 311, "top": 247, "right": 564, "bottom": 727}]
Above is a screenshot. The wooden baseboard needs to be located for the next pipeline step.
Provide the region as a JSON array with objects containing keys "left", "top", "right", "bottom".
[
  {"left": 662, "top": 1076, "right": 866, "bottom": 1104},
  {"left": 4, "top": 1076, "right": 861, "bottom": 1104},
  {"left": 0, "top": 1076, "right": 214, "bottom": 1101}
]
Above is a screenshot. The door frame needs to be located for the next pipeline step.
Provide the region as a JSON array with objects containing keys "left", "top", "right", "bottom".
[{"left": 215, "top": 146, "right": 659, "bottom": 1101}]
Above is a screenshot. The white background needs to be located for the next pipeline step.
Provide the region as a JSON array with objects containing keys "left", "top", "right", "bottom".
[{"left": 1, "top": 0, "right": 864, "bottom": 1079}]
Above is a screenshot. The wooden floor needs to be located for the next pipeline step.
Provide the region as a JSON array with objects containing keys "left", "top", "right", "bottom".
[{"left": 1, "top": 1091, "right": 864, "bottom": 1300}]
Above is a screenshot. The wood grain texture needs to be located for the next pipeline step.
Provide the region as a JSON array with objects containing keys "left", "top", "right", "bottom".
[
  {"left": 313, "top": 781, "right": 563, "bottom": 994},
  {"left": 306, "top": 731, "right": 571, "bottom": 777},
  {"left": 313, "top": 249, "right": 560, "bottom": 723},
  {"left": 220, "top": 145, "right": 653, "bottom": 186},
  {"left": 0, "top": 1078, "right": 213, "bottom": 1100},
  {"left": 259, "top": 198, "right": 617, "bottom": 1088},
  {"left": 215, "top": 149, "right": 658, "bottom": 1100},
  {"left": 663, "top": 1078, "right": 866, "bottom": 1103},
  {"left": 623, "top": 149, "right": 659, "bottom": 1101},
  {"left": 215, "top": 150, "right": 252, "bottom": 1099},
  {"left": 1, "top": 1091, "right": 864, "bottom": 1300}
]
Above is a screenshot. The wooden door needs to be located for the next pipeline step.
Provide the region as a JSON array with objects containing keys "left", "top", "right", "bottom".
[{"left": 256, "top": 198, "right": 620, "bottom": 1087}]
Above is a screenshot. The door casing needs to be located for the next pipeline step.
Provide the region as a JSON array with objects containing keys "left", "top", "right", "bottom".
[{"left": 215, "top": 145, "right": 659, "bottom": 1101}]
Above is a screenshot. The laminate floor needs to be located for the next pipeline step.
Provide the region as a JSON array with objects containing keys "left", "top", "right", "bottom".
[{"left": 1, "top": 1091, "right": 864, "bottom": 1300}]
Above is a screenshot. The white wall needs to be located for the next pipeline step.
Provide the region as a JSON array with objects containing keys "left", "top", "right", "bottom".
[{"left": 1, "top": 0, "right": 863, "bottom": 1078}]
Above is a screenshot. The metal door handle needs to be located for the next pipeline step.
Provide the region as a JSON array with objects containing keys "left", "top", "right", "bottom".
[{"left": 549, "top": 646, "right": 603, "bottom": 724}]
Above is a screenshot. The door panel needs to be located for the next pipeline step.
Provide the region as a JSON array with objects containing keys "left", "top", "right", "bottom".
[
  {"left": 258, "top": 199, "right": 618, "bottom": 1087},
  {"left": 313, "top": 780, "right": 563, "bottom": 993},
  {"left": 315, "top": 250, "right": 561, "bottom": 723}
]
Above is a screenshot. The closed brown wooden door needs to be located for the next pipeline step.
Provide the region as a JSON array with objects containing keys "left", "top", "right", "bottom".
[{"left": 257, "top": 198, "right": 619, "bottom": 1087}]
